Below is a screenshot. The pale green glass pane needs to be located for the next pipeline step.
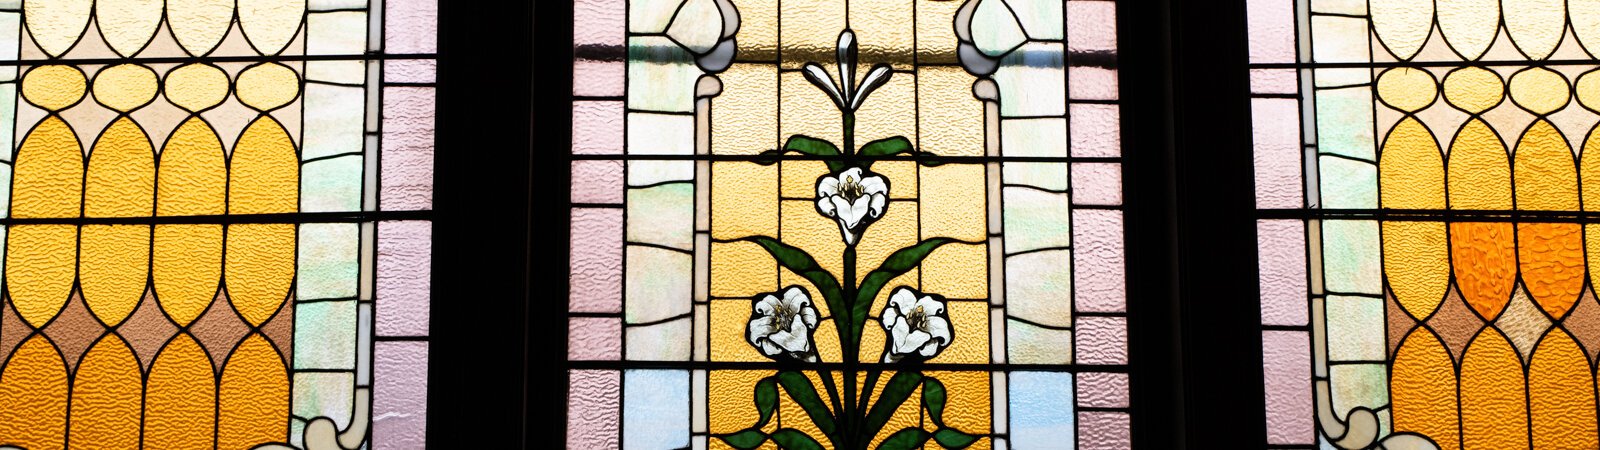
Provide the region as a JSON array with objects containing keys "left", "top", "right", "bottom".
[
  {"left": 1325, "top": 295, "right": 1385, "bottom": 361},
  {"left": 1318, "top": 155, "right": 1377, "bottom": 209},
  {"left": 630, "top": 0, "right": 683, "bottom": 33},
  {"left": 0, "top": 84, "right": 15, "bottom": 162},
  {"left": 1315, "top": 87, "right": 1376, "bottom": 160},
  {"left": 302, "top": 155, "right": 363, "bottom": 213},
  {"left": 1314, "top": 68, "right": 1372, "bottom": 88},
  {"left": 1321, "top": 220, "right": 1382, "bottom": 295},
  {"left": 1330, "top": 363, "right": 1390, "bottom": 420},
  {"left": 665, "top": 0, "right": 723, "bottom": 54},
  {"left": 0, "top": 14, "right": 16, "bottom": 81},
  {"left": 627, "top": 112, "right": 696, "bottom": 155},
  {"left": 626, "top": 183, "right": 695, "bottom": 250},
  {"left": 625, "top": 317, "right": 694, "bottom": 361},
  {"left": 1003, "top": 187, "right": 1071, "bottom": 254},
  {"left": 308, "top": 0, "right": 367, "bottom": 10},
  {"left": 298, "top": 223, "right": 359, "bottom": 300},
  {"left": 1001, "top": 118, "right": 1067, "bottom": 158},
  {"left": 627, "top": 160, "right": 695, "bottom": 188},
  {"left": 292, "top": 372, "right": 355, "bottom": 428},
  {"left": 972, "top": 0, "right": 1028, "bottom": 55},
  {"left": 628, "top": 36, "right": 699, "bottom": 112},
  {"left": 1005, "top": 249, "right": 1073, "bottom": 328},
  {"left": 1003, "top": 162, "right": 1068, "bottom": 192},
  {"left": 303, "top": 84, "right": 364, "bottom": 160},
  {"left": 994, "top": 43, "right": 1065, "bottom": 117},
  {"left": 625, "top": 245, "right": 693, "bottom": 324},
  {"left": 1312, "top": 0, "right": 1368, "bottom": 14},
  {"left": 1007, "top": 318, "right": 1073, "bottom": 364},
  {"left": 306, "top": 11, "right": 366, "bottom": 60},
  {"left": 1311, "top": 15, "right": 1372, "bottom": 63},
  {"left": 1009, "top": 0, "right": 1064, "bottom": 40},
  {"left": 294, "top": 300, "right": 357, "bottom": 369}
]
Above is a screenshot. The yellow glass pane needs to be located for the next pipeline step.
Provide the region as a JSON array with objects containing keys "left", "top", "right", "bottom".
[
  {"left": 85, "top": 117, "right": 156, "bottom": 218},
  {"left": 918, "top": 66, "right": 983, "bottom": 157},
  {"left": 21, "top": 65, "right": 86, "bottom": 111},
  {"left": 848, "top": 0, "right": 914, "bottom": 69},
  {"left": 229, "top": 117, "right": 299, "bottom": 214},
  {"left": 7, "top": 225, "right": 78, "bottom": 327},
  {"left": 164, "top": 64, "right": 231, "bottom": 112},
  {"left": 779, "top": 72, "right": 843, "bottom": 153},
  {"left": 158, "top": 118, "right": 227, "bottom": 216},
  {"left": 0, "top": 336, "right": 68, "bottom": 450},
  {"left": 923, "top": 242, "right": 988, "bottom": 300},
  {"left": 12, "top": 117, "right": 84, "bottom": 218},
  {"left": 1391, "top": 329, "right": 1459, "bottom": 450},
  {"left": 1460, "top": 330, "right": 1529, "bottom": 450},
  {"left": 79, "top": 224, "right": 150, "bottom": 325},
  {"left": 218, "top": 334, "right": 289, "bottom": 450},
  {"left": 1529, "top": 330, "right": 1598, "bottom": 449},
  {"left": 91, "top": 64, "right": 157, "bottom": 112},
  {"left": 1381, "top": 221, "right": 1449, "bottom": 319},
  {"left": 1376, "top": 68, "right": 1436, "bottom": 113},
  {"left": 779, "top": 199, "right": 845, "bottom": 284},
  {"left": 921, "top": 164, "right": 987, "bottom": 241},
  {"left": 927, "top": 370, "right": 991, "bottom": 438},
  {"left": 225, "top": 223, "right": 295, "bottom": 326},
  {"left": 144, "top": 334, "right": 216, "bottom": 450},
  {"left": 712, "top": 299, "right": 770, "bottom": 362},
  {"left": 712, "top": 162, "right": 779, "bottom": 239},
  {"left": 709, "top": 370, "right": 781, "bottom": 443},
  {"left": 778, "top": 0, "right": 845, "bottom": 69},
  {"left": 1515, "top": 120, "right": 1579, "bottom": 211},
  {"left": 860, "top": 371, "right": 921, "bottom": 449},
  {"left": 734, "top": 0, "right": 778, "bottom": 62},
  {"left": 854, "top": 200, "right": 918, "bottom": 284},
  {"left": 931, "top": 301, "right": 989, "bottom": 364},
  {"left": 1449, "top": 222, "right": 1515, "bottom": 318},
  {"left": 713, "top": 64, "right": 779, "bottom": 155},
  {"left": 68, "top": 336, "right": 141, "bottom": 450},
  {"left": 916, "top": 0, "right": 963, "bottom": 64},
  {"left": 712, "top": 240, "right": 779, "bottom": 299},
  {"left": 1446, "top": 119, "right": 1510, "bottom": 210},
  {"left": 855, "top": 76, "right": 916, "bottom": 152}
]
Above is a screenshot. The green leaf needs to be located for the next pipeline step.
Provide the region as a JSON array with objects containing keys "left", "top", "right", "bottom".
[
  {"left": 755, "top": 377, "right": 779, "bottom": 427},
  {"left": 756, "top": 135, "right": 845, "bottom": 172},
  {"left": 742, "top": 236, "right": 846, "bottom": 333},
  {"left": 863, "top": 371, "right": 924, "bottom": 441},
  {"left": 717, "top": 429, "right": 768, "bottom": 449},
  {"left": 922, "top": 377, "right": 948, "bottom": 427},
  {"left": 932, "top": 428, "right": 981, "bottom": 449},
  {"left": 777, "top": 371, "right": 838, "bottom": 437},
  {"left": 857, "top": 136, "right": 945, "bottom": 169},
  {"left": 854, "top": 238, "right": 961, "bottom": 334},
  {"left": 770, "top": 429, "right": 826, "bottom": 450},
  {"left": 874, "top": 427, "right": 932, "bottom": 450}
]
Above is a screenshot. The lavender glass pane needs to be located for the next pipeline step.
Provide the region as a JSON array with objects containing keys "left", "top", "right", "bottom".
[
  {"left": 1076, "top": 371, "right": 1130, "bottom": 408},
  {"left": 384, "top": 59, "right": 436, "bottom": 84},
  {"left": 571, "top": 208, "right": 624, "bottom": 313},
  {"left": 1070, "top": 104, "right": 1121, "bottom": 158},
  {"left": 569, "top": 317, "right": 623, "bottom": 361},
  {"left": 1253, "top": 98, "right": 1303, "bottom": 209},
  {"left": 381, "top": 87, "right": 436, "bottom": 210},
  {"left": 1258, "top": 220, "right": 1309, "bottom": 326},
  {"left": 1071, "top": 163, "right": 1123, "bottom": 206},
  {"left": 1069, "top": 67, "right": 1118, "bottom": 101},
  {"left": 1078, "top": 412, "right": 1132, "bottom": 450},
  {"left": 1247, "top": 0, "right": 1296, "bottom": 63},
  {"left": 569, "top": 370, "right": 622, "bottom": 450},
  {"left": 1263, "top": 330, "right": 1314, "bottom": 444},
  {"left": 574, "top": 60, "right": 626, "bottom": 97},
  {"left": 573, "top": 101, "right": 626, "bottom": 155},
  {"left": 572, "top": 160, "right": 625, "bottom": 204},
  {"left": 1251, "top": 68, "right": 1298, "bottom": 94},
  {"left": 1074, "top": 210, "right": 1126, "bottom": 313},
  {"left": 1076, "top": 316, "right": 1128, "bottom": 365},
  {"left": 377, "top": 220, "right": 431, "bottom": 336},
  {"left": 385, "top": 0, "right": 437, "bottom": 53},
  {"left": 575, "top": 0, "right": 626, "bottom": 47},
  {"left": 374, "top": 341, "right": 429, "bottom": 450},
  {"left": 1067, "top": 1, "right": 1118, "bottom": 53}
]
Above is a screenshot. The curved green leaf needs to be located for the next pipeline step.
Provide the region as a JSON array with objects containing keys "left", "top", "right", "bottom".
[
  {"left": 854, "top": 238, "right": 962, "bottom": 333},
  {"left": 857, "top": 136, "right": 945, "bottom": 169},
  {"left": 755, "top": 377, "right": 779, "bottom": 427},
  {"left": 717, "top": 428, "right": 768, "bottom": 449},
  {"left": 875, "top": 427, "right": 932, "bottom": 450},
  {"left": 922, "top": 377, "right": 948, "bottom": 427},
  {"left": 740, "top": 236, "right": 846, "bottom": 328},
  {"left": 777, "top": 371, "right": 838, "bottom": 437},
  {"left": 755, "top": 135, "right": 845, "bottom": 172},
  {"left": 771, "top": 429, "right": 827, "bottom": 450},
  {"left": 932, "top": 428, "right": 981, "bottom": 449},
  {"left": 863, "top": 371, "right": 924, "bottom": 441}
]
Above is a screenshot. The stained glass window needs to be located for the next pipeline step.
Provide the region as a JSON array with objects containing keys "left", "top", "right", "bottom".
[
  {"left": 0, "top": 0, "right": 435, "bottom": 448},
  {"left": 566, "top": 0, "right": 1128, "bottom": 448},
  {"left": 1249, "top": 0, "right": 1600, "bottom": 448}
]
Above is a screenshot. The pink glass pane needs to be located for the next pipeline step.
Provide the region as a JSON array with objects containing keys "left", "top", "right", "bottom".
[
  {"left": 1247, "top": 0, "right": 1296, "bottom": 63},
  {"left": 377, "top": 220, "right": 432, "bottom": 336},
  {"left": 572, "top": 160, "right": 626, "bottom": 204},
  {"left": 385, "top": 0, "right": 438, "bottom": 53},
  {"left": 569, "top": 317, "right": 623, "bottom": 361},
  {"left": 1258, "top": 220, "right": 1308, "bottom": 326},
  {"left": 1076, "top": 316, "right": 1128, "bottom": 365},
  {"left": 1078, "top": 411, "right": 1132, "bottom": 450},
  {"left": 382, "top": 87, "right": 436, "bottom": 210},
  {"left": 1253, "top": 98, "right": 1303, "bottom": 209},
  {"left": 374, "top": 341, "right": 429, "bottom": 450},
  {"left": 1071, "top": 163, "right": 1123, "bottom": 206},
  {"left": 1070, "top": 104, "right": 1121, "bottom": 158},
  {"left": 570, "top": 208, "right": 624, "bottom": 313},
  {"left": 1263, "top": 330, "right": 1313, "bottom": 444},
  {"left": 1076, "top": 371, "right": 1130, "bottom": 408},
  {"left": 1074, "top": 210, "right": 1127, "bottom": 313},
  {"left": 573, "top": 101, "right": 626, "bottom": 155}
]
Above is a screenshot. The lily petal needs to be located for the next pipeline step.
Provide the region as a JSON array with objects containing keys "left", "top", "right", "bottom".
[
  {"left": 889, "top": 287, "right": 919, "bottom": 316},
  {"left": 800, "top": 306, "right": 819, "bottom": 329},
  {"left": 817, "top": 176, "right": 840, "bottom": 197},
  {"left": 837, "top": 220, "right": 859, "bottom": 245},
  {"left": 918, "top": 336, "right": 940, "bottom": 356},
  {"left": 849, "top": 63, "right": 894, "bottom": 111},
  {"left": 747, "top": 317, "right": 767, "bottom": 344},
  {"left": 754, "top": 294, "right": 781, "bottom": 315},
  {"left": 896, "top": 329, "right": 933, "bottom": 355},
  {"left": 837, "top": 30, "right": 858, "bottom": 105},
  {"left": 831, "top": 196, "right": 863, "bottom": 228},
  {"left": 802, "top": 63, "right": 847, "bottom": 111},
  {"left": 758, "top": 339, "right": 784, "bottom": 356},
  {"left": 816, "top": 197, "right": 837, "bottom": 217},
  {"left": 841, "top": 196, "right": 873, "bottom": 229},
  {"left": 782, "top": 287, "right": 810, "bottom": 310},
  {"left": 840, "top": 167, "right": 864, "bottom": 181},
  {"left": 913, "top": 296, "right": 946, "bottom": 315},
  {"left": 881, "top": 308, "right": 901, "bottom": 330},
  {"left": 925, "top": 316, "right": 952, "bottom": 348},
  {"left": 868, "top": 193, "right": 887, "bottom": 219},
  {"left": 859, "top": 174, "right": 888, "bottom": 194}
]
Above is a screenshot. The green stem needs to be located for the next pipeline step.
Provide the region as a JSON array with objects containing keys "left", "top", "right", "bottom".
[
  {"left": 844, "top": 112, "right": 856, "bottom": 157},
  {"left": 842, "top": 245, "right": 859, "bottom": 448}
]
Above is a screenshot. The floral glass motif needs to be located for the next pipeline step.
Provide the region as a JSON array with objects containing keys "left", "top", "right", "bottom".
[
  {"left": 0, "top": 0, "right": 436, "bottom": 449},
  {"left": 567, "top": 0, "right": 1129, "bottom": 449},
  {"left": 1249, "top": 0, "right": 1600, "bottom": 448}
]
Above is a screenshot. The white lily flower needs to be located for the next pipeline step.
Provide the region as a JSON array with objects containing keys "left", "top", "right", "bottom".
[
  {"left": 880, "top": 287, "right": 954, "bottom": 363},
  {"left": 815, "top": 167, "right": 890, "bottom": 245},
  {"left": 802, "top": 29, "right": 894, "bottom": 112},
  {"left": 747, "top": 286, "right": 821, "bottom": 362}
]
